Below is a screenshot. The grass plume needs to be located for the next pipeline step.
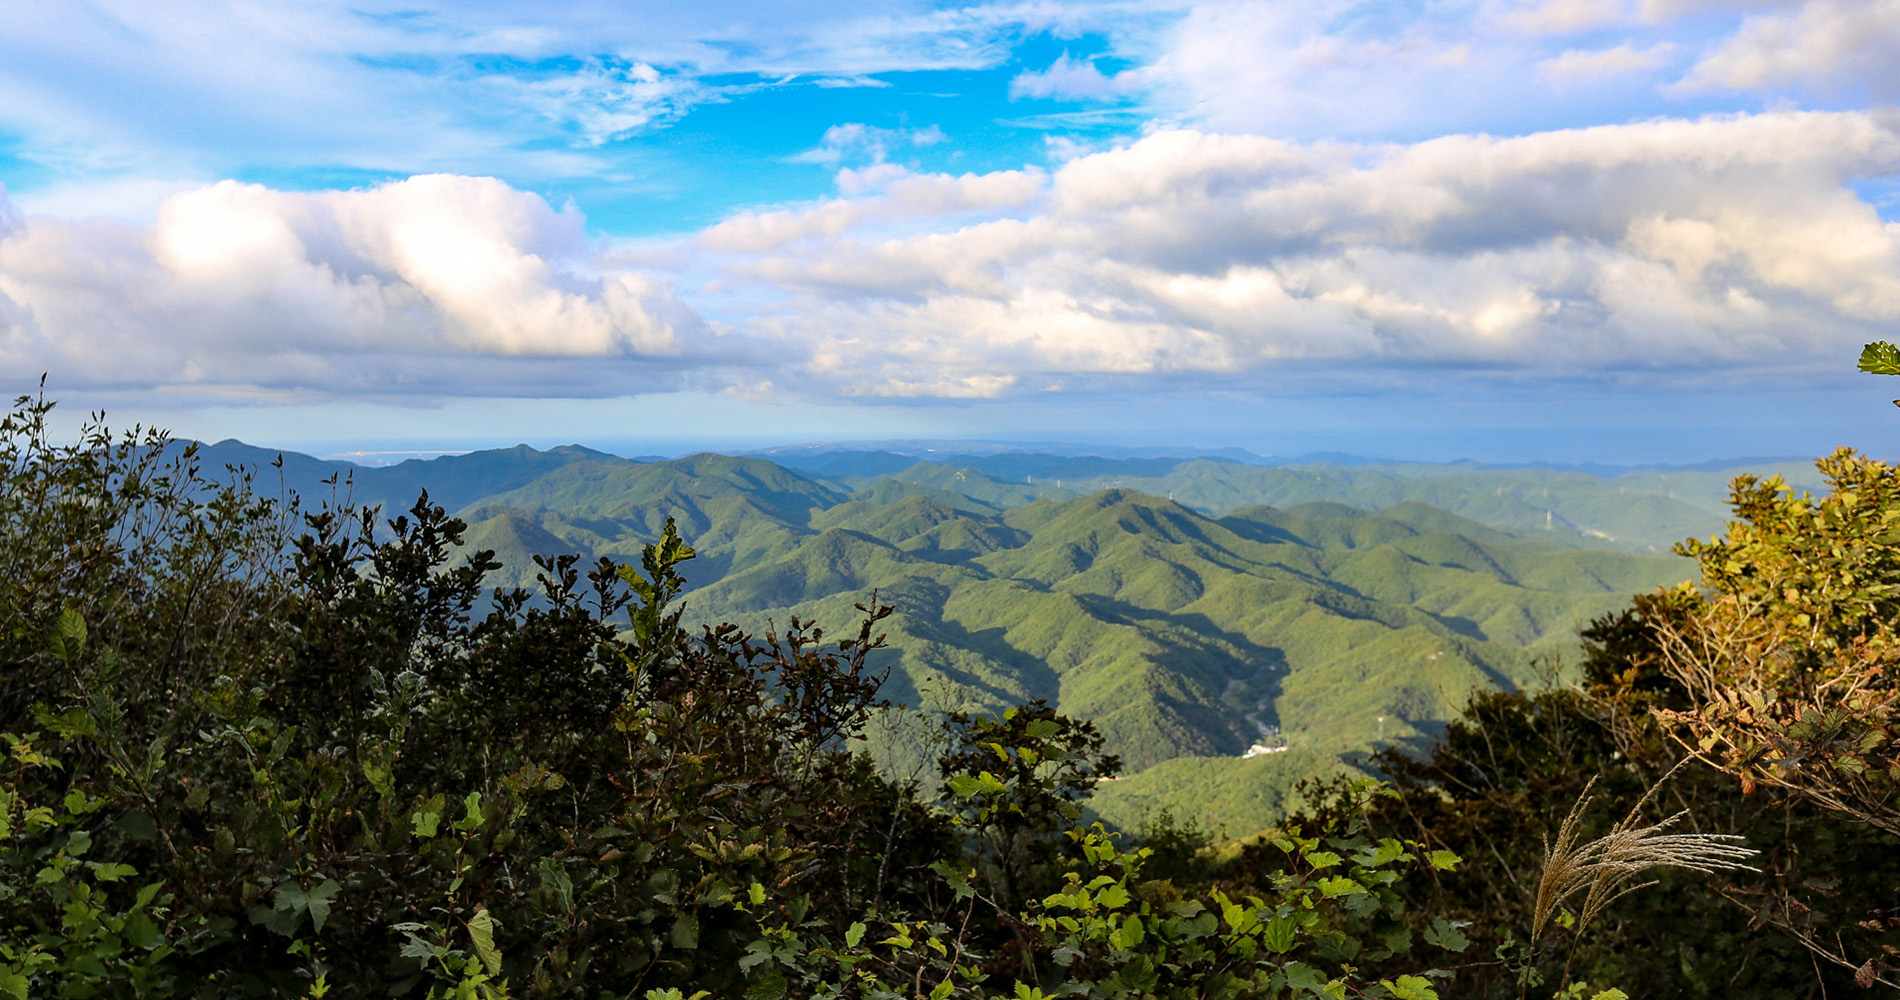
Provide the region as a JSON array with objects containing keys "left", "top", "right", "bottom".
[{"left": 1532, "top": 765, "right": 1759, "bottom": 943}]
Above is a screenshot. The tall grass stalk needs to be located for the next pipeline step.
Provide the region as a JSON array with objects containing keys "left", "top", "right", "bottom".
[{"left": 1530, "top": 763, "right": 1759, "bottom": 991}]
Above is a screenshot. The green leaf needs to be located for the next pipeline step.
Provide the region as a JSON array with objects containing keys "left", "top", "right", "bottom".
[
  {"left": 1426, "top": 850, "right": 1461, "bottom": 871},
  {"left": 90, "top": 862, "right": 136, "bottom": 882},
  {"left": 1109, "top": 913, "right": 1145, "bottom": 949},
  {"left": 54, "top": 607, "right": 87, "bottom": 662},
  {"left": 1304, "top": 851, "right": 1343, "bottom": 869},
  {"left": 1118, "top": 954, "right": 1158, "bottom": 992},
  {"left": 0, "top": 971, "right": 27, "bottom": 1000},
  {"left": 1381, "top": 974, "right": 1440, "bottom": 1000},
  {"left": 1282, "top": 961, "right": 1325, "bottom": 991},
  {"left": 1590, "top": 991, "right": 1630, "bottom": 1000},
  {"left": 305, "top": 880, "right": 340, "bottom": 934},
  {"left": 451, "top": 792, "right": 484, "bottom": 832},
  {"left": 1261, "top": 914, "right": 1297, "bottom": 953},
  {"left": 124, "top": 910, "right": 162, "bottom": 950},
  {"left": 746, "top": 972, "right": 788, "bottom": 1000},
  {"left": 467, "top": 907, "right": 502, "bottom": 976},
  {"left": 1423, "top": 917, "right": 1470, "bottom": 953},
  {"left": 538, "top": 858, "right": 575, "bottom": 911},
  {"left": 845, "top": 921, "right": 866, "bottom": 947},
  {"left": 1317, "top": 876, "right": 1364, "bottom": 898},
  {"left": 1860, "top": 341, "right": 1900, "bottom": 375},
  {"left": 411, "top": 809, "right": 442, "bottom": 839},
  {"left": 671, "top": 911, "right": 700, "bottom": 950}
]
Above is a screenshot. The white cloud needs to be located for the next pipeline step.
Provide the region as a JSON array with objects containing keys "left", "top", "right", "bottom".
[
  {"left": 1681, "top": 0, "right": 1900, "bottom": 94},
  {"left": 494, "top": 60, "right": 718, "bottom": 145},
  {"left": 1538, "top": 41, "right": 1676, "bottom": 79},
  {"left": 1010, "top": 54, "right": 1149, "bottom": 100},
  {"left": 1130, "top": 1, "right": 1543, "bottom": 141},
  {"left": 792, "top": 122, "right": 950, "bottom": 168},
  {"left": 9, "top": 112, "right": 1900, "bottom": 406},
  {"left": 701, "top": 112, "right": 1900, "bottom": 396},
  {"left": 1499, "top": 0, "right": 1631, "bottom": 34},
  {"left": 0, "top": 175, "right": 709, "bottom": 399}
]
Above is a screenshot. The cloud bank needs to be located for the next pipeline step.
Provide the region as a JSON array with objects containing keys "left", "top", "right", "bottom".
[
  {"left": 0, "top": 175, "right": 707, "bottom": 399},
  {"left": 700, "top": 111, "right": 1900, "bottom": 395},
  {"left": 4, "top": 110, "right": 1896, "bottom": 403}
]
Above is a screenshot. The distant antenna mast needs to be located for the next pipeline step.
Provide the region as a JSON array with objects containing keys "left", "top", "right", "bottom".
[{"left": 1377, "top": 716, "right": 1386, "bottom": 742}]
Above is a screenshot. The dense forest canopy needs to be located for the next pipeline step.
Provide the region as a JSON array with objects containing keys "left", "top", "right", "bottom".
[
  {"left": 3, "top": 385, "right": 1898, "bottom": 998},
  {"left": 141, "top": 433, "right": 1722, "bottom": 834}
]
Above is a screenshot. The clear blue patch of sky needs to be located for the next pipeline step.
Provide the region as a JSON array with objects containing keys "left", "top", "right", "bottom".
[
  {"left": 0, "top": 132, "right": 53, "bottom": 192},
  {"left": 1853, "top": 179, "right": 1900, "bottom": 221},
  {"left": 539, "top": 36, "right": 1134, "bottom": 236}
]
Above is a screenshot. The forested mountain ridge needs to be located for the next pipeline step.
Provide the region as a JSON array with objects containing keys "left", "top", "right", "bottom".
[{"left": 178, "top": 436, "right": 1708, "bottom": 830}]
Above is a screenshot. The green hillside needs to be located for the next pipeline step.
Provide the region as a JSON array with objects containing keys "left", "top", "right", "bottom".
[
  {"left": 810, "top": 454, "right": 1825, "bottom": 553},
  {"left": 183, "top": 437, "right": 1765, "bottom": 831},
  {"left": 678, "top": 487, "right": 1688, "bottom": 830}
]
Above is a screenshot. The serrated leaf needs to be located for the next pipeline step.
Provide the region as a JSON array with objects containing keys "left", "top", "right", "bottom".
[
  {"left": 671, "top": 911, "right": 700, "bottom": 950},
  {"left": 451, "top": 792, "right": 484, "bottom": 832},
  {"left": 1423, "top": 917, "right": 1470, "bottom": 953},
  {"left": 1282, "top": 961, "right": 1325, "bottom": 990},
  {"left": 1861, "top": 341, "right": 1900, "bottom": 375},
  {"left": 1426, "top": 850, "right": 1461, "bottom": 871},
  {"left": 1262, "top": 914, "right": 1297, "bottom": 953},
  {"left": 412, "top": 809, "right": 441, "bottom": 838},
  {"left": 1381, "top": 974, "right": 1440, "bottom": 1000},
  {"left": 1317, "top": 876, "right": 1364, "bottom": 898},
  {"left": 306, "top": 879, "right": 340, "bottom": 934},
  {"left": 467, "top": 907, "right": 502, "bottom": 976}
]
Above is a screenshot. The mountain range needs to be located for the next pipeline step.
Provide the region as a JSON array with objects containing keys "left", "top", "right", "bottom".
[{"left": 180, "top": 436, "right": 1810, "bottom": 831}]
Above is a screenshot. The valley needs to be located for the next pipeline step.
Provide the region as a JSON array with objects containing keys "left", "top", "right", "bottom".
[{"left": 188, "top": 437, "right": 1793, "bottom": 831}]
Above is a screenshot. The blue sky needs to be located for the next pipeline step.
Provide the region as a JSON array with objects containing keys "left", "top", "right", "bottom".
[{"left": 2, "top": 0, "right": 1899, "bottom": 463}]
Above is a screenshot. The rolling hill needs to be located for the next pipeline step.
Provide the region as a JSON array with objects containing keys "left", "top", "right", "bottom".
[{"left": 176, "top": 436, "right": 1819, "bottom": 831}]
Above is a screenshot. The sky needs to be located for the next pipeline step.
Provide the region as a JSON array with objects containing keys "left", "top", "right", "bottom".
[{"left": 3, "top": 0, "right": 1900, "bottom": 464}]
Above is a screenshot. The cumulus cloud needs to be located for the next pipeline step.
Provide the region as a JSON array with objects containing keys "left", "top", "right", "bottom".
[
  {"left": 701, "top": 112, "right": 1900, "bottom": 396},
  {"left": 9, "top": 113, "right": 1900, "bottom": 406},
  {"left": 699, "top": 165, "right": 1045, "bottom": 254},
  {"left": 1680, "top": 0, "right": 1900, "bottom": 94},
  {"left": 0, "top": 175, "right": 710, "bottom": 399}
]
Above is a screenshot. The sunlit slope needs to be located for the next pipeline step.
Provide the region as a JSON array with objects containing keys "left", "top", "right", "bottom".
[
  {"left": 688, "top": 488, "right": 1686, "bottom": 780},
  {"left": 451, "top": 453, "right": 846, "bottom": 588},
  {"left": 815, "top": 454, "right": 1824, "bottom": 552}
]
